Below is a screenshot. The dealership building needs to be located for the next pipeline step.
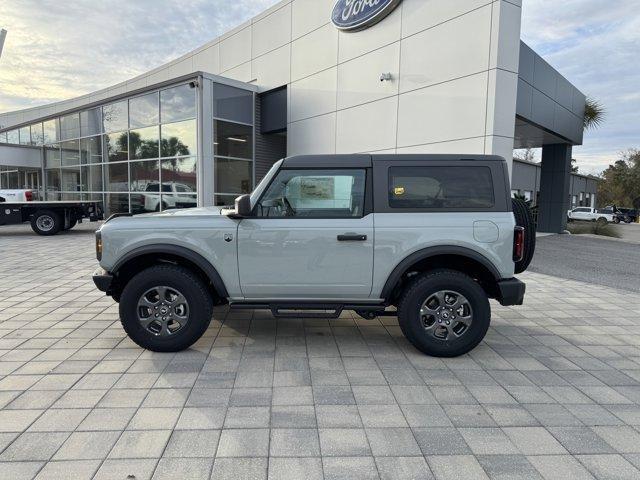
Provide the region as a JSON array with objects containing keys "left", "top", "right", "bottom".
[{"left": 0, "top": 0, "right": 587, "bottom": 232}]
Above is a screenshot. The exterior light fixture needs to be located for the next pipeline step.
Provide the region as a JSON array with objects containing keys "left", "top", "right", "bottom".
[{"left": 380, "top": 72, "right": 393, "bottom": 82}]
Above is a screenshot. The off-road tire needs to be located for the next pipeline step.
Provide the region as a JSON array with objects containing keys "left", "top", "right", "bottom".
[
  {"left": 30, "top": 210, "right": 62, "bottom": 236},
  {"left": 119, "top": 264, "right": 213, "bottom": 352},
  {"left": 511, "top": 198, "right": 536, "bottom": 273},
  {"left": 398, "top": 269, "right": 490, "bottom": 357}
]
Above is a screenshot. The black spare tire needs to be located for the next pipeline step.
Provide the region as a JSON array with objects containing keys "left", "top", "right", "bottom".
[{"left": 511, "top": 198, "right": 535, "bottom": 274}]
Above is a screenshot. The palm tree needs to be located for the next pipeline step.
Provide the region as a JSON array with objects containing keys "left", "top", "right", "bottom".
[{"left": 584, "top": 97, "right": 605, "bottom": 130}]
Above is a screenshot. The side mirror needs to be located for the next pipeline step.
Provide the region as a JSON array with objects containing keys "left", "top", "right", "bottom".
[{"left": 232, "top": 194, "right": 252, "bottom": 218}]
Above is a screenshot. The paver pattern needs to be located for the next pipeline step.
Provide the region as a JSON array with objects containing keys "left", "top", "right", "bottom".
[{"left": 1, "top": 223, "right": 640, "bottom": 479}]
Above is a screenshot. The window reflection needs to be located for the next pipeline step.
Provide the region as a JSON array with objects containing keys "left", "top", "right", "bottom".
[
  {"left": 19, "top": 126, "right": 31, "bottom": 145},
  {"left": 213, "top": 84, "right": 253, "bottom": 124},
  {"left": 214, "top": 121, "right": 252, "bottom": 159},
  {"left": 80, "top": 108, "right": 102, "bottom": 137},
  {"left": 105, "top": 132, "right": 129, "bottom": 162},
  {"left": 80, "top": 136, "right": 102, "bottom": 164},
  {"left": 87, "top": 163, "right": 104, "bottom": 191},
  {"left": 61, "top": 139, "right": 80, "bottom": 166},
  {"left": 161, "top": 157, "right": 197, "bottom": 192},
  {"left": 215, "top": 158, "right": 252, "bottom": 195},
  {"left": 103, "top": 101, "right": 128, "bottom": 133},
  {"left": 160, "top": 84, "right": 196, "bottom": 123},
  {"left": 130, "top": 160, "right": 160, "bottom": 192},
  {"left": 105, "top": 162, "right": 129, "bottom": 192},
  {"left": 130, "top": 126, "right": 159, "bottom": 160},
  {"left": 161, "top": 120, "right": 196, "bottom": 158},
  {"left": 45, "top": 145, "right": 61, "bottom": 168},
  {"left": 45, "top": 169, "right": 61, "bottom": 200},
  {"left": 43, "top": 119, "right": 58, "bottom": 144},
  {"left": 130, "top": 92, "right": 159, "bottom": 128},
  {"left": 60, "top": 113, "right": 81, "bottom": 140},
  {"left": 106, "top": 193, "right": 130, "bottom": 214},
  {"left": 61, "top": 166, "right": 81, "bottom": 191},
  {"left": 30, "top": 124, "right": 44, "bottom": 145},
  {"left": 6, "top": 130, "right": 19, "bottom": 144}
]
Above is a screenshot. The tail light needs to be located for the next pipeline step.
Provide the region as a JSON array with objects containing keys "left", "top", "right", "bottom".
[
  {"left": 513, "top": 226, "right": 525, "bottom": 262},
  {"left": 25, "top": 190, "right": 33, "bottom": 201}
]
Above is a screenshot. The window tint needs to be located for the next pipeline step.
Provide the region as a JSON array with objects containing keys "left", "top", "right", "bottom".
[
  {"left": 257, "top": 169, "right": 366, "bottom": 218},
  {"left": 388, "top": 166, "right": 494, "bottom": 209}
]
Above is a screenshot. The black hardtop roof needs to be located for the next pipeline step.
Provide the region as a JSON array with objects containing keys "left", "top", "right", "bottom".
[{"left": 282, "top": 154, "right": 506, "bottom": 168}]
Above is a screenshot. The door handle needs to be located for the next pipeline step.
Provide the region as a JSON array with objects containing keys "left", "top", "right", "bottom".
[{"left": 337, "top": 234, "right": 367, "bottom": 241}]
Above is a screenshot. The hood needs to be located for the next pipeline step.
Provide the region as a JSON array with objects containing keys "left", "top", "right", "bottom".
[{"left": 135, "top": 206, "right": 225, "bottom": 218}]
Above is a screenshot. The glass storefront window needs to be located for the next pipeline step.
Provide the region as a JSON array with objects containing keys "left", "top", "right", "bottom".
[
  {"left": 61, "top": 139, "right": 80, "bottom": 166},
  {"left": 19, "top": 126, "right": 31, "bottom": 145},
  {"left": 61, "top": 166, "right": 81, "bottom": 192},
  {"left": 130, "top": 92, "right": 159, "bottom": 128},
  {"left": 6, "top": 129, "right": 19, "bottom": 144},
  {"left": 80, "top": 108, "right": 103, "bottom": 137},
  {"left": 161, "top": 120, "right": 196, "bottom": 158},
  {"left": 105, "top": 132, "right": 129, "bottom": 162},
  {"left": 215, "top": 158, "right": 252, "bottom": 195},
  {"left": 213, "top": 84, "right": 253, "bottom": 124},
  {"left": 160, "top": 84, "right": 196, "bottom": 123},
  {"left": 130, "top": 126, "right": 159, "bottom": 160},
  {"left": 45, "top": 169, "right": 61, "bottom": 199},
  {"left": 45, "top": 145, "right": 61, "bottom": 168},
  {"left": 80, "top": 136, "right": 102, "bottom": 164},
  {"left": 103, "top": 101, "right": 128, "bottom": 133},
  {"left": 30, "top": 124, "right": 44, "bottom": 145},
  {"left": 59, "top": 113, "right": 81, "bottom": 140},
  {"left": 161, "top": 156, "right": 197, "bottom": 192},
  {"left": 130, "top": 160, "right": 160, "bottom": 192},
  {"left": 106, "top": 193, "right": 130, "bottom": 214},
  {"left": 105, "top": 162, "right": 129, "bottom": 192},
  {"left": 43, "top": 119, "right": 58, "bottom": 144},
  {"left": 88, "top": 163, "right": 104, "bottom": 192},
  {"left": 214, "top": 194, "right": 237, "bottom": 207},
  {"left": 214, "top": 121, "right": 253, "bottom": 159}
]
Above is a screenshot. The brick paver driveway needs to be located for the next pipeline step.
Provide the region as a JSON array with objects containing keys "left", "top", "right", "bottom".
[{"left": 1, "top": 223, "right": 640, "bottom": 480}]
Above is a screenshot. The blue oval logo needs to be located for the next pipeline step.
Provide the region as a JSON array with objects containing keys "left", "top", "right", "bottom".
[{"left": 331, "top": 0, "right": 403, "bottom": 32}]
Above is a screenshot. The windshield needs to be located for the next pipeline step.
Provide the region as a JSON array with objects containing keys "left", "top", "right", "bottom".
[{"left": 250, "top": 159, "right": 283, "bottom": 208}]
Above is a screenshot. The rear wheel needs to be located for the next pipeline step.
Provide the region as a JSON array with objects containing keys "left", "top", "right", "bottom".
[
  {"left": 119, "top": 264, "right": 214, "bottom": 352},
  {"left": 30, "top": 210, "right": 62, "bottom": 236},
  {"left": 613, "top": 217, "right": 621, "bottom": 224},
  {"left": 398, "top": 270, "right": 490, "bottom": 357},
  {"left": 511, "top": 198, "right": 535, "bottom": 273}
]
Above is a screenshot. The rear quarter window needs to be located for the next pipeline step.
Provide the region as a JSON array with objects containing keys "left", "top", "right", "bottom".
[{"left": 388, "top": 166, "right": 494, "bottom": 209}]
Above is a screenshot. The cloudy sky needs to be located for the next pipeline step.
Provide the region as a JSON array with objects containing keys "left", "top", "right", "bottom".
[{"left": 1, "top": 0, "right": 638, "bottom": 173}]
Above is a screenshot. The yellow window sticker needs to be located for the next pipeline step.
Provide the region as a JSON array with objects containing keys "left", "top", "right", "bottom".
[{"left": 394, "top": 186, "right": 405, "bottom": 196}]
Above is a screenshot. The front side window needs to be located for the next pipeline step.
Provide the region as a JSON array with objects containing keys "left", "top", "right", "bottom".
[
  {"left": 389, "top": 166, "right": 494, "bottom": 209},
  {"left": 257, "top": 169, "right": 366, "bottom": 218}
]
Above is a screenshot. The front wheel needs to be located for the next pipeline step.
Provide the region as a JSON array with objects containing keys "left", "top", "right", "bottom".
[
  {"left": 398, "top": 270, "right": 490, "bottom": 357},
  {"left": 614, "top": 217, "right": 621, "bottom": 224},
  {"left": 119, "top": 265, "right": 214, "bottom": 352}
]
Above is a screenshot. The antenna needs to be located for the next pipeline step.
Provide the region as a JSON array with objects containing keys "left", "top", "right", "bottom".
[{"left": 0, "top": 29, "right": 6, "bottom": 59}]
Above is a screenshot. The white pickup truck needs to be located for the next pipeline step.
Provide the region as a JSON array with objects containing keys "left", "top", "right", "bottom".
[
  {"left": 0, "top": 189, "right": 35, "bottom": 202},
  {"left": 567, "top": 207, "right": 614, "bottom": 223}
]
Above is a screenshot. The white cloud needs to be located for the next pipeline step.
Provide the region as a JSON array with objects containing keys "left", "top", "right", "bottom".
[{"left": 521, "top": 0, "right": 640, "bottom": 173}]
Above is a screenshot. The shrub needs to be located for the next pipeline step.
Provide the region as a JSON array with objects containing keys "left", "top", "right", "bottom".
[{"left": 567, "top": 222, "right": 621, "bottom": 238}]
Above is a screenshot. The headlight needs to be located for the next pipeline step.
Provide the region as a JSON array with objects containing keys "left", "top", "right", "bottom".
[{"left": 96, "top": 230, "right": 103, "bottom": 261}]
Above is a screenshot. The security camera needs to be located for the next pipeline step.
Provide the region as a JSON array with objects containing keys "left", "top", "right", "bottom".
[
  {"left": 189, "top": 81, "right": 199, "bottom": 89},
  {"left": 380, "top": 73, "right": 393, "bottom": 82}
]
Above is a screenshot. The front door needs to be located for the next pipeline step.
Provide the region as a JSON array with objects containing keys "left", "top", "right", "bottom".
[{"left": 237, "top": 168, "right": 373, "bottom": 299}]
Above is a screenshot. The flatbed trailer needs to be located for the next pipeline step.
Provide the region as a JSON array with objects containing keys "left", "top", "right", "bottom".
[{"left": 0, "top": 200, "right": 104, "bottom": 235}]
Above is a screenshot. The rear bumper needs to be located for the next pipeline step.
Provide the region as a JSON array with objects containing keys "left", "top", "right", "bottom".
[
  {"left": 497, "top": 278, "right": 526, "bottom": 306},
  {"left": 93, "top": 267, "right": 113, "bottom": 293}
]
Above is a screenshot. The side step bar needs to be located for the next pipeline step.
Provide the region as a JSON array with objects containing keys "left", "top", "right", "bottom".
[{"left": 229, "top": 302, "right": 393, "bottom": 319}]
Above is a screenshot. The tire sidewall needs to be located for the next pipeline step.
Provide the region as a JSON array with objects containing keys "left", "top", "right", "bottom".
[
  {"left": 399, "top": 272, "right": 490, "bottom": 357},
  {"left": 31, "top": 210, "right": 62, "bottom": 236},
  {"left": 119, "top": 266, "right": 212, "bottom": 351}
]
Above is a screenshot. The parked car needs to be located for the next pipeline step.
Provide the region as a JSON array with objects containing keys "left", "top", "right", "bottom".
[
  {"left": 602, "top": 206, "right": 638, "bottom": 224},
  {"left": 93, "top": 154, "right": 534, "bottom": 358},
  {"left": 0, "top": 189, "right": 35, "bottom": 202},
  {"left": 567, "top": 207, "right": 614, "bottom": 224},
  {"left": 139, "top": 182, "right": 197, "bottom": 212}
]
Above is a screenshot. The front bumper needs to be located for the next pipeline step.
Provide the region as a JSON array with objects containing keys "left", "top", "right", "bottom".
[
  {"left": 497, "top": 278, "right": 526, "bottom": 306},
  {"left": 93, "top": 267, "right": 113, "bottom": 293}
]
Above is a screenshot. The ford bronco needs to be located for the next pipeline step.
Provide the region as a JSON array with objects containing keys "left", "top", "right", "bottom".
[{"left": 93, "top": 155, "right": 534, "bottom": 357}]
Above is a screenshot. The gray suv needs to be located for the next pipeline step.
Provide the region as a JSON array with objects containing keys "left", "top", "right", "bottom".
[{"left": 94, "top": 155, "right": 533, "bottom": 357}]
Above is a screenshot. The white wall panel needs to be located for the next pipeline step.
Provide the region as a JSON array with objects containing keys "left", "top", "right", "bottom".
[
  {"left": 291, "top": 24, "right": 338, "bottom": 82},
  {"left": 486, "top": 69, "right": 519, "bottom": 138},
  {"left": 489, "top": 0, "right": 522, "bottom": 72},
  {"left": 338, "top": 5, "right": 402, "bottom": 63},
  {"left": 252, "top": 4, "right": 292, "bottom": 58},
  {"left": 193, "top": 44, "right": 220, "bottom": 74},
  {"left": 220, "top": 27, "right": 252, "bottom": 72},
  {"left": 288, "top": 113, "right": 336, "bottom": 155},
  {"left": 397, "top": 72, "right": 488, "bottom": 147},
  {"left": 221, "top": 62, "right": 252, "bottom": 83},
  {"left": 290, "top": 67, "right": 337, "bottom": 123},
  {"left": 401, "top": 0, "right": 491, "bottom": 38},
  {"left": 292, "top": 0, "right": 334, "bottom": 39},
  {"left": 397, "top": 137, "right": 485, "bottom": 154},
  {"left": 337, "top": 43, "right": 400, "bottom": 111},
  {"left": 252, "top": 45, "right": 291, "bottom": 91},
  {"left": 336, "top": 97, "right": 398, "bottom": 154},
  {"left": 400, "top": 6, "right": 492, "bottom": 93}
]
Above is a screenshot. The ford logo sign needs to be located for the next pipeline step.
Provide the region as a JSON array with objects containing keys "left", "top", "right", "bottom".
[{"left": 331, "top": 0, "right": 403, "bottom": 32}]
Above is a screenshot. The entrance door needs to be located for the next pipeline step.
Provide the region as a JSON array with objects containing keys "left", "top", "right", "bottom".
[{"left": 237, "top": 168, "right": 373, "bottom": 299}]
